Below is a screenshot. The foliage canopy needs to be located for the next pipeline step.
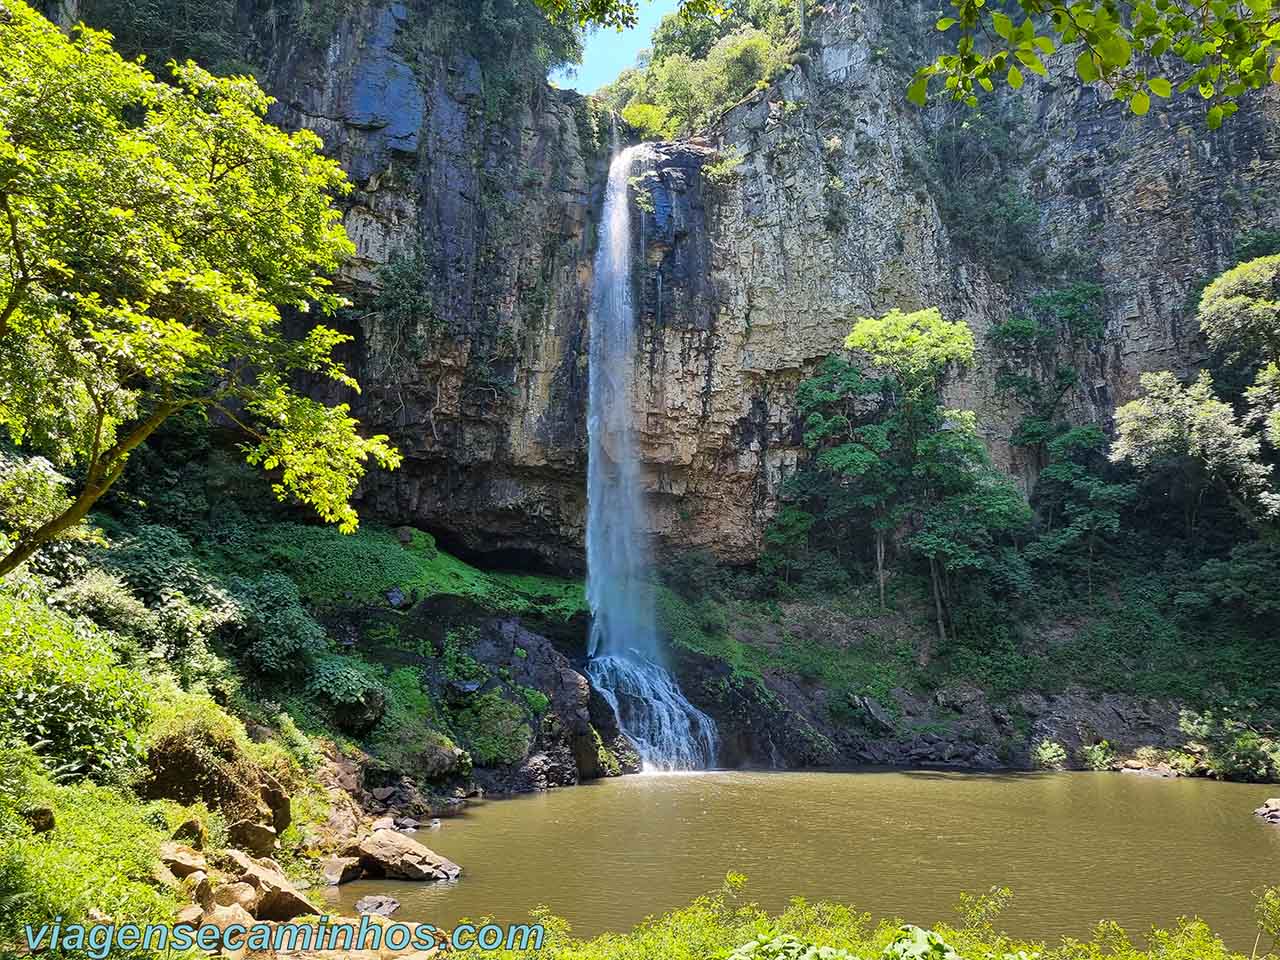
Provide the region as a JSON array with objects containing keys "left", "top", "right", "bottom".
[{"left": 0, "top": 1, "right": 400, "bottom": 576}]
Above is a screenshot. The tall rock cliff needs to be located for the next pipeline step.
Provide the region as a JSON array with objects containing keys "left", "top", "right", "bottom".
[
  {"left": 79, "top": 0, "right": 1280, "bottom": 570},
  {"left": 624, "top": 2, "right": 1280, "bottom": 561}
]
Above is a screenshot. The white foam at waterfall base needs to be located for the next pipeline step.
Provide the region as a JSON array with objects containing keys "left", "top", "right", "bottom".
[{"left": 584, "top": 143, "right": 718, "bottom": 772}]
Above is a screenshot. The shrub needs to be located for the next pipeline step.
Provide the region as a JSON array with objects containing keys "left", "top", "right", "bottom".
[
  {"left": 521, "top": 686, "right": 551, "bottom": 715},
  {"left": 1179, "top": 708, "right": 1280, "bottom": 782},
  {"left": 306, "top": 654, "right": 387, "bottom": 734},
  {"left": 100, "top": 524, "right": 226, "bottom": 606},
  {"left": 50, "top": 568, "right": 163, "bottom": 654},
  {"left": 0, "top": 592, "right": 151, "bottom": 777},
  {"left": 1031, "top": 738, "right": 1067, "bottom": 770},
  {"left": 227, "top": 572, "right": 328, "bottom": 673},
  {"left": 881, "top": 926, "right": 961, "bottom": 960},
  {"left": 729, "top": 933, "right": 859, "bottom": 959},
  {"left": 452, "top": 692, "right": 532, "bottom": 766},
  {"left": 1079, "top": 740, "right": 1116, "bottom": 771}
]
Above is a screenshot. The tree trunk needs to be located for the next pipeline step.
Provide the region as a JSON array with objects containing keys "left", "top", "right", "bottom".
[
  {"left": 923, "top": 556, "right": 947, "bottom": 667},
  {"left": 0, "top": 403, "right": 178, "bottom": 579},
  {"left": 875, "top": 531, "right": 886, "bottom": 611}
]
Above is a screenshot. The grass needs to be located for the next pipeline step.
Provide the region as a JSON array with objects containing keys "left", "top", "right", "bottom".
[
  {"left": 202, "top": 520, "right": 587, "bottom": 620},
  {"left": 1, "top": 772, "right": 186, "bottom": 958}
]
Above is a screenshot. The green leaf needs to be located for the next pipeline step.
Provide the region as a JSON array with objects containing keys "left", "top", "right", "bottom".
[
  {"left": 1148, "top": 77, "right": 1173, "bottom": 97},
  {"left": 1272, "top": 55, "right": 1280, "bottom": 84},
  {"left": 1016, "top": 50, "right": 1048, "bottom": 76},
  {"left": 1207, "top": 104, "right": 1224, "bottom": 129},
  {"left": 992, "top": 11, "right": 1014, "bottom": 39},
  {"left": 1008, "top": 64, "right": 1024, "bottom": 89},
  {"left": 1033, "top": 35, "right": 1056, "bottom": 56},
  {"left": 1076, "top": 50, "right": 1099, "bottom": 82},
  {"left": 907, "top": 74, "right": 929, "bottom": 107},
  {"left": 1099, "top": 34, "right": 1133, "bottom": 67},
  {"left": 936, "top": 17, "right": 957, "bottom": 30},
  {"left": 1130, "top": 92, "right": 1150, "bottom": 115}
]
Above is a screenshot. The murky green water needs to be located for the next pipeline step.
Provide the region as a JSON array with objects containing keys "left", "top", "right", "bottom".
[{"left": 327, "top": 770, "right": 1280, "bottom": 949}]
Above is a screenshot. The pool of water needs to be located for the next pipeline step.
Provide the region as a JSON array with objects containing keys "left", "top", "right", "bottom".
[{"left": 326, "top": 770, "right": 1280, "bottom": 949}]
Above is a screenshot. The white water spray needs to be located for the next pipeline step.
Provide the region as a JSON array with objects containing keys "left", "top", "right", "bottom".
[{"left": 584, "top": 144, "right": 718, "bottom": 772}]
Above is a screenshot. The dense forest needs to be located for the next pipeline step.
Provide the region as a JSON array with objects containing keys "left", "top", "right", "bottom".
[{"left": 2, "top": 0, "right": 1280, "bottom": 957}]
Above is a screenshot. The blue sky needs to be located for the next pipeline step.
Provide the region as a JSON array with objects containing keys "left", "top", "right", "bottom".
[{"left": 552, "top": 0, "right": 682, "bottom": 93}]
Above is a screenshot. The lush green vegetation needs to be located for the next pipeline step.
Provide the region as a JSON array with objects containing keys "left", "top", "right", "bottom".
[
  {"left": 475, "top": 876, "right": 1280, "bottom": 960},
  {"left": 542, "top": 0, "right": 1280, "bottom": 129},
  {"left": 597, "top": 0, "right": 798, "bottom": 137},
  {"left": 0, "top": 0, "right": 399, "bottom": 578}
]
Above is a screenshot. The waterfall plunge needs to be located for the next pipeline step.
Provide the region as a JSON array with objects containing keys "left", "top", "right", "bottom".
[{"left": 584, "top": 145, "right": 718, "bottom": 772}]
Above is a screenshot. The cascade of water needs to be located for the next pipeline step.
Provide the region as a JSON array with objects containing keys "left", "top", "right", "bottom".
[{"left": 584, "top": 144, "right": 718, "bottom": 772}]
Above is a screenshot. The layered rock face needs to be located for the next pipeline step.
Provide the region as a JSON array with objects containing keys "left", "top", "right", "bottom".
[
  {"left": 225, "top": 0, "right": 1280, "bottom": 567},
  {"left": 235, "top": 0, "right": 614, "bottom": 570},
  {"left": 627, "top": 3, "right": 1280, "bottom": 560}
]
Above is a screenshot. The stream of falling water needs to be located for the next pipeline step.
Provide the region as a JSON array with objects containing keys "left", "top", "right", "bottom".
[{"left": 584, "top": 143, "right": 718, "bottom": 771}]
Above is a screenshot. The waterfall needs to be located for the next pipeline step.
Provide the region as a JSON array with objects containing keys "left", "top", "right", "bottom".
[{"left": 584, "top": 144, "right": 718, "bottom": 772}]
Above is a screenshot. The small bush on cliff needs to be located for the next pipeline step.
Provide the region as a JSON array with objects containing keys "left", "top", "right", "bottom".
[
  {"left": 1079, "top": 740, "right": 1116, "bottom": 771},
  {"left": 1031, "top": 738, "right": 1067, "bottom": 770}
]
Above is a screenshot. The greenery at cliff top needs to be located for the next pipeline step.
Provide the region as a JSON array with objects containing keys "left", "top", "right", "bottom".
[{"left": 540, "top": 0, "right": 1280, "bottom": 130}]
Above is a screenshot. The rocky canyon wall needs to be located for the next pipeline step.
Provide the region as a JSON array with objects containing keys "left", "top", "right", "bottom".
[{"left": 107, "top": 0, "right": 1280, "bottom": 570}]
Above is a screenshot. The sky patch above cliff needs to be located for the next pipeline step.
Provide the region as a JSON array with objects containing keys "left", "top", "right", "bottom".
[{"left": 551, "top": 0, "right": 679, "bottom": 93}]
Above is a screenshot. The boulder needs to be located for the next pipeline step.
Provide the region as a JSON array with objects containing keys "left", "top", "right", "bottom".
[
  {"left": 344, "top": 829, "right": 462, "bottom": 881},
  {"left": 371, "top": 816, "right": 396, "bottom": 831},
  {"left": 201, "top": 903, "right": 256, "bottom": 960},
  {"left": 22, "top": 806, "right": 55, "bottom": 834},
  {"left": 371, "top": 786, "right": 398, "bottom": 802},
  {"left": 159, "top": 842, "right": 207, "bottom": 879},
  {"left": 220, "top": 849, "right": 320, "bottom": 921},
  {"left": 228, "top": 820, "right": 279, "bottom": 856},
  {"left": 258, "top": 772, "right": 292, "bottom": 834},
  {"left": 321, "top": 856, "right": 363, "bottom": 886},
  {"left": 174, "top": 904, "right": 203, "bottom": 926},
  {"left": 194, "top": 875, "right": 216, "bottom": 910},
  {"left": 1256, "top": 798, "right": 1280, "bottom": 824},
  {"left": 212, "top": 881, "right": 260, "bottom": 915},
  {"left": 141, "top": 723, "right": 273, "bottom": 824},
  {"left": 172, "top": 817, "right": 207, "bottom": 850},
  {"left": 354, "top": 894, "right": 400, "bottom": 916}
]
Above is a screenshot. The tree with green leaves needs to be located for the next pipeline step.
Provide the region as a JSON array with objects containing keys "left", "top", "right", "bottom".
[
  {"left": 1199, "top": 254, "right": 1280, "bottom": 360},
  {"left": 908, "top": 411, "right": 1032, "bottom": 662},
  {"left": 793, "top": 355, "right": 904, "bottom": 608},
  {"left": 845, "top": 307, "right": 976, "bottom": 437},
  {"left": 1110, "top": 371, "right": 1276, "bottom": 537},
  {"left": 1026, "top": 426, "right": 1134, "bottom": 600},
  {"left": 845, "top": 308, "right": 986, "bottom": 659},
  {"left": 0, "top": 2, "right": 401, "bottom": 578}
]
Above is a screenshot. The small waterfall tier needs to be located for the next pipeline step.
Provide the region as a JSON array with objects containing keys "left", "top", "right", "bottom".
[{"left": 584, "top": 143, "right": 718, "bottom": 772}]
